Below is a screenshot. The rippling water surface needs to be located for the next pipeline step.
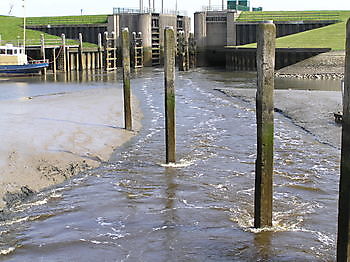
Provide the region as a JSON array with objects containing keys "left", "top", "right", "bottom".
[{"left": 0, "top": 69, "right": 341, "bottom": 261}]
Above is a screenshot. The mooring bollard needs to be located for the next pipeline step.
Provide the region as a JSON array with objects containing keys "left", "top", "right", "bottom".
[
  {"left": 122, "top": 28, "right": 132, "bottom": 131},
  {"left": 254, "top": 21, "right": 276, "bottom": 229},
  {"left": 337, "top": 18, "right": 350, "bottom": 261},
  {"left": 164, "top": 26, "right": 176, "bottom": 164}
]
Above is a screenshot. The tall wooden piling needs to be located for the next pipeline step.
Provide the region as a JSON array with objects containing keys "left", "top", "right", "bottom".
[
  {"left": 78, "top": 33, "right": 84, "bottom": 71},
  {"left": 52, "top": 48, "right": 57, "bottom": 73},
  {"left": 40, "top": 34, "right": 46, "bottom": 75},
  {"left": 254, "top": 22, "right": 276, "bottom": 228},
  {"left": 122, "top": 28, "right": 132, "bottom": 131},
  {"left": 337, "top": 18, "right": 350, "bottom": 261},
  {"left": 61, "top": 34, "right": 67, "bottom": 72},
  {"left": 164, "top": 27, "right": 176, "bottom": 164},
  {"left": 98, "top": 33, "right": 103, "bottom": 69}
]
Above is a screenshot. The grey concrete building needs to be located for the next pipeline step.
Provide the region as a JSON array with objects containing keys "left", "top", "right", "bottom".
[{"left": 110, "top": 12, "right": 191, "bottom": 66}]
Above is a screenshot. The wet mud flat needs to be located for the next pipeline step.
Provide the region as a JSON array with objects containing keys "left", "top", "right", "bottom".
[
  {"left": 0, "top": 87, "right": 141, "bottom": 213},
  {"left": 217, "top": 88, "right": 343, "bottom": 149}
]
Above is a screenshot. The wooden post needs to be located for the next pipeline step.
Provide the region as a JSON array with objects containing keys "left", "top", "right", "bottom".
[
  {"left": 122, "top": 28, "right": 132, "bottom": 131},
  {"left": 254, "top": 21, "right": 276, "bottom": 229},
  {"left": 337, "top": 18, "right": 350, "bottom": 261},
  {"left": 61, "top": 34, "right": 67, "bottom": 72},
  {"left": 164, "top": 27, "right": 176, "bottom": 164},
  {"left": 104, "top": 32, "right": 109, "bottom": 70},
  {"left": 52, "top": 48, "right": 57, "bottom": 73},
  {"left": 79, "top": 33, "right": 84, "bottom": 71},
  {"left": 98, "top": 33, "right": 103, "bottom": 69},
  {"left": 40, "top": 34, "right": 47, "bottom": 75}
]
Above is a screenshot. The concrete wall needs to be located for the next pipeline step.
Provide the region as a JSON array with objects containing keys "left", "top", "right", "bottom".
[
  {"left": 159, "top": 14, "right": 177, "bottom": 50},
  {"left": 138, "top": 14, "right": 152, "bottom": 66},
  {"left": 225, "top": 47, "right": 332, "bottom": 71}
]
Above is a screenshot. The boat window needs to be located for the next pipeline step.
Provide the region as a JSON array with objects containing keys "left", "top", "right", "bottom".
[
  {"left": 0, "top": 49, "right": 5, "bottom": 54},
  {"left": 7, "top": 49, "right": 13, "bottom": 55},
  {"left": 14, "top": 49, "right": 17, "bottom": 54}
]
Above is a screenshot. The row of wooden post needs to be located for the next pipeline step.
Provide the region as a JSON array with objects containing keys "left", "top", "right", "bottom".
[
  {"left": 121, "top": 26, "right": 177, "bottom": 164},
  {"left": 255, "top": 19, "right": 350, "bottom": 261},
  {"left": 121, "top": 20, "right": 350, "bottom": 260}
]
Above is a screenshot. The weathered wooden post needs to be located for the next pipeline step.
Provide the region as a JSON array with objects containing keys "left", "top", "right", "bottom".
[
  {"left": 254, "top": 21, "right": 276, "bottom": 229},
  {"left": 40, "top": 34, "right": 47, "bottom": 75},
  {"left": 337, "top": 18, "right": 350, "bottom": 261},
  {"left": 104, "top": 32, "right": 109, "bottom": 70},
  {"left": 189, "top": 33, "right": 196, "bottom": 69},
  {"left": 98, "top": 33, "right": 103, "bottom": 69},
  {"left": 52, "top": 48, "right": 57, "bottom": 73},
  {"left": 122, "top": 28, "right": 132, "bottom": 131},
  {"left": 78, "top": 33, "right": 84, "bottom": 71},
  {"left": 61, "top": 34, "right": 67, "bottom": 72},
  {"left": 164, "top": 27, "right": 176, "bottom": 164},
  {"left": 178, "top": 31, "right": 188, "bottom": 71}
]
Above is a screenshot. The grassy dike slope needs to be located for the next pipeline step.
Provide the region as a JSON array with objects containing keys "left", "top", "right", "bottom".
[
  {"left": 0, "top": 15, "right": 106, "bottom": 45},
  {"left": 240, "top": 11, "right": 350, "bottom": 50},
  {"left": 275, "top": 11, "right": 350, "bottom": 50},
  {"left": 0, "top": 16, "right": 60, "bottom": 44}
]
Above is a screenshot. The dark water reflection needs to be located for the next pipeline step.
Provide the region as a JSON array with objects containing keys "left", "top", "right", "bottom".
[{"left": 0, "top": 68, "right": 341, "bottom": 261}]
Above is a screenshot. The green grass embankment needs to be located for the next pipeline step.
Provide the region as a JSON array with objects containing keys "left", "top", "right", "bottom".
[
  {"left": 0, "top": 15, "right": 100, "bottom": 47},
  {"left": 238, "top": 11, "right": 350, "bottom": 51},
  {"left": 26, "top": 15, "right": 108, "bottom": 26}
]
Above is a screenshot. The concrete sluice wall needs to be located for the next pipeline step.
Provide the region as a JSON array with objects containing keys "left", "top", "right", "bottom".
[{"left": 223, "top": 48, "right": 331, "bottom": 71}]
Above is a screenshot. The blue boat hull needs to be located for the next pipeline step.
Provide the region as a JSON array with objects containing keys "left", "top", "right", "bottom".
[{"left": 0, "top": 63, "right": 49, "bottom": 75}]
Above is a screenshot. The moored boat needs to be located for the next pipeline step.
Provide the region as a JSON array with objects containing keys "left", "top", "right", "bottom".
[{"left": 0, "top": 44, "right": 49, "bottom": 76}]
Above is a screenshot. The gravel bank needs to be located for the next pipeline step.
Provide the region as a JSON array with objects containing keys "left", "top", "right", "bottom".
[{"left": 276, "top": 51, "right": 345, "bottom": 80}]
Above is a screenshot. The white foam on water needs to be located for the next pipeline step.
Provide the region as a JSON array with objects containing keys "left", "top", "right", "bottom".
[
  {"left": 159, "top": 159, "right": 195, "bottom": 168},
  {"left": 0, "top": 247, "right": 16, "bottom": 255},
  {"left": 0, "top": 215, "right": 43, "bottom": 227}
]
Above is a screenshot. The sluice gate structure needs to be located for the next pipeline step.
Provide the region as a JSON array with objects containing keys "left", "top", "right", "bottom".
[
  {"left": 26, "top": 10, "right": 190, "bottom": 69},
  {"left": 195, "top": 10, "right": 340, "bottom": 70}
]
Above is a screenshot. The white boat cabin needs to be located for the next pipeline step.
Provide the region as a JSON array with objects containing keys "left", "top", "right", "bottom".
[{"left": 0, "top": 44, "right": 28, "bottom": 66}]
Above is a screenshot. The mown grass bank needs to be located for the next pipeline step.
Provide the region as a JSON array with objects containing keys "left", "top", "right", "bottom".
[
  {"left": 0, "top": 15, "right": 101, "bottom": 46},
  {"left": 239, "top": 11, "right": 350, "bottom": 50},
  {"left": 0, "top": 15, "right": 61, "bottom": 45}
]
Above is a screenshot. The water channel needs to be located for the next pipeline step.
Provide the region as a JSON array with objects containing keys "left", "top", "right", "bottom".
[{"left": 0, "top": 68, "right": 343, "bottom": 261}]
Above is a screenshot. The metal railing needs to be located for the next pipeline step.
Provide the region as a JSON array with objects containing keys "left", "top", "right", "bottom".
[
  {"left": 113, "top": 7, "right": 187, "bottom": 16},
  {"left": 0, "top": 38, "right": 79, "bottom": 47},
  {"left": 202, "top": 5, "right": 226, "bottom": 12}
]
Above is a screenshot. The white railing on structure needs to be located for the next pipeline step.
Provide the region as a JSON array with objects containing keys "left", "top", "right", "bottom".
[{"left": 113, "top": 7, "right": 187, "bottom": 16}]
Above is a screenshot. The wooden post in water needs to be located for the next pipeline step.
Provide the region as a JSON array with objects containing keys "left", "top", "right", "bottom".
[
  {"left": 337, "top": 18, "right": 350, "bottom": 262},
  {"left": 78, "top": 33, "right": 84, "bottom": 71},
  {"left": 122, "top": 28, "right": 132, "bottom": 131},
  {"left": 61, "top": 34, "right": 67, "bottom": 72},
  {"left": 164, "top": 27, "right": 176, "bottom": 164},
  {"left": 40, "top": 34, "right": 46, "bottom": 75},
  {"left": 254, "top": 21, "right": 276, "bottom": 229}
]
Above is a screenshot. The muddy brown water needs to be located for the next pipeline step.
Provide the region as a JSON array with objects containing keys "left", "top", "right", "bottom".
[{"left": 0, "top": 68, "right": 343, "bottom": 261}]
